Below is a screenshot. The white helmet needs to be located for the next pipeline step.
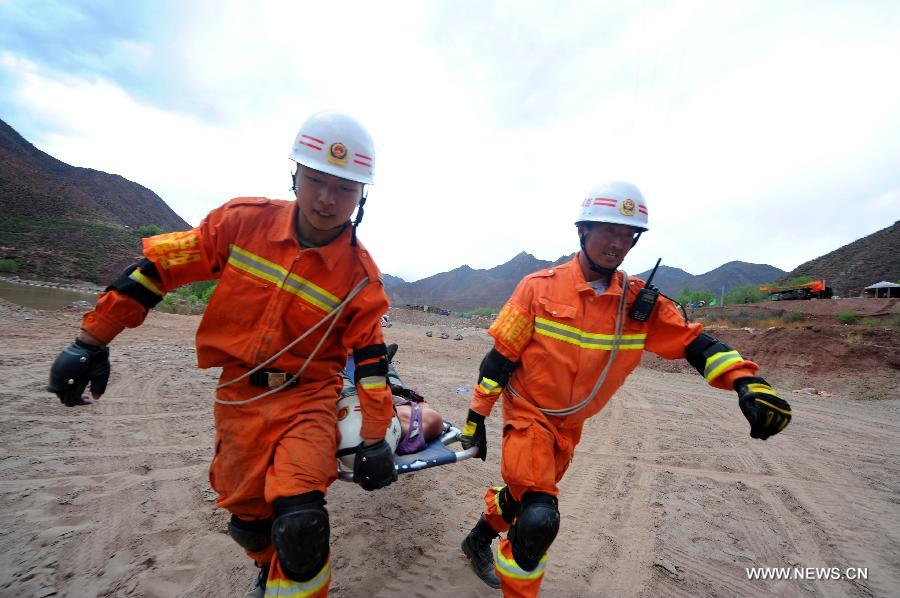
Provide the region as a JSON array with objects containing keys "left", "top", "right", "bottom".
[
  {"left": 336, "top": 392, "right": 401, "bottom": 470},
  {"left": 289, "top": 110, "right": 375, "bottom": 184},
  {"left": 576, "top": 181, "right": 649, "bottom": 232}
]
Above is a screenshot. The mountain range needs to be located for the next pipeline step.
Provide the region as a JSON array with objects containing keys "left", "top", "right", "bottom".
[
  {"left": 385, "top": 256, "right": 786, "bottom": 311},
  {"left": 1, "top": 119, "right": 895, "bottom": 301}
]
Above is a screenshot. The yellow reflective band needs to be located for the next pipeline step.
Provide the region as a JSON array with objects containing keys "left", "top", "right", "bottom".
[
  {"left": 703, "top": 350, "right": 744, "bottom": 382},
  {"left": 462, "top": 421, "right": 477, "bottom": 437},
  {"left": 265, "top": 560, "right": 331, "bottom": 597},
  {"left": 496, "top": 546, "right": 547, "bottom": 580},
  {"left": 360, "top": 376, "right": 387, "bottom": 390},
  {"left": 228, "top": 245, "right": 340, "bottom": 313},
  {"left": 129, "top": 270, "right": 164, "bottom": 296},
  {"left": 478, "top": 377, "right": 501, "bottom": 395},
  {"left": 755, "top": 398, "right": 791, "bottom": 415},
  {"left": 747, "top": 383, "right": 778, "bottom": 397},
  {"left": 492, "top": 487, "right": 505, "bottom": 516},
  {"left": 534, "top": 317, "right": 646, "bottom": 350}
]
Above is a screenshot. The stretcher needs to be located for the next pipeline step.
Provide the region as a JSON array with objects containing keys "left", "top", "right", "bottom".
[{"left": 337, "top": 423, "right": 479, "bottom": 482}]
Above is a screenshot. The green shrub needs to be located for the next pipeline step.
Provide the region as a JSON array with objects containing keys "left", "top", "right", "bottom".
[
  {"left": 835, "top": 310, "right": 858, "bottom": 325},
  {"left": 861, "top": 317, "right": 881, "bottom": 328},
  {"left": 135, "top": 224, "right": 164, "bottom": 237},
  {"left": 891, "top": 315, "right": 900, "bottom": 328},
  {"left": 0, "top": 258, "right": 18, "bottom": 273},
  {"left": 781, "top": 311, "right": 804, "bottom": 323},
  {"left": 156, "top": 280, "right": 218, "bottom": 314},
  {"left": 724, "top": 284, "right": 767, "bottom": 305}
]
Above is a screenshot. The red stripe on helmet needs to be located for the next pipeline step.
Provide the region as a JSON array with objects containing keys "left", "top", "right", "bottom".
[
  {"left": 302, "top": 134, "right": 325, "bottom": 144},
  {"left": 299, "top": 141, "right": 322, "bottom": 151},
  {"left": 355, "top": 152, "right": 372, "bottom": 160},
  {"left": 353, "top": 159, "right": 371, "bottom": 166},
  {"left": 593, "top": 198, "right": 617, "bottom": 206}
]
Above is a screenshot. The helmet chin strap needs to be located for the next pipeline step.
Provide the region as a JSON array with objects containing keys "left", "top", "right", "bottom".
[
  {"left": 578, "top": 227, "right": 644, "bottom": 277},
  {"left": 579, "top": 232, "right": 618, "bottom": 277},
  {"left": 292, "top": 167, "right": 368, "bottom": 247}
]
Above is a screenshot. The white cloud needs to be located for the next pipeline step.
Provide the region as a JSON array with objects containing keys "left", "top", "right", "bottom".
[{"left": 2, "top": 0, "right": 899, "bottom": 282}]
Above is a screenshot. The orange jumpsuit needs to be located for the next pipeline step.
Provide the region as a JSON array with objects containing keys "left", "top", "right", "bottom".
[
  {"left": 469, "top": 257, "right": 758, "bottom": 597},
  {"left": 81, "top": 197, "right": 394, "bottom": 596}
]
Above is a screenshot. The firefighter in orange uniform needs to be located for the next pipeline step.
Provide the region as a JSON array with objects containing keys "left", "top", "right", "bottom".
[
  {"left": 459, "top": 181, "right": 792, "bottom": 596},
  {"left": 47, "top": 111, "right": 398, "bottom": 598}
]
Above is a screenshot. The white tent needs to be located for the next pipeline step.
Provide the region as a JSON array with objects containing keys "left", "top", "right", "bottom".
[{"left": 863, "top": 281, "right": 900, "bottom": 298}]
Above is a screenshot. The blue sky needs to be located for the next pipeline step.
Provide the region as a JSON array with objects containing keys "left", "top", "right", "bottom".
[{"left": 2, "top": 0, "right": 899, "bottom": 282}]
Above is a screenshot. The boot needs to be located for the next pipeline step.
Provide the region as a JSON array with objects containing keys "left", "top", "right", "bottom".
[
  {"left": 244, "top": 564, "right": 269, "bottom": 598},
  {"left": 386, "top": 343, "right": 399, "bottom": 363},
  {"left": 461, "top": 516, "right": 501, "bottom": 589}
]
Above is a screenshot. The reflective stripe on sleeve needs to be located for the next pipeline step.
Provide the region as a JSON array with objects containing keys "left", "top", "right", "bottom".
[
  {"left": 703, "top": 350, "right": 744, "bottom": 382},
  {"left": 359, "top": 376, "right": 387, "bottom": 391},
  {"left": 478, "top": 377, "right": 502, "bottom": 395},
  {"left": 129, "top": 269, "right": 164, "bottom": 296}
]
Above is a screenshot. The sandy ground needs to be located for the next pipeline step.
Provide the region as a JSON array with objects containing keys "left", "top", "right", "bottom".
[{"left": 0, "top": 300, "right": 898, "bottom": 598}]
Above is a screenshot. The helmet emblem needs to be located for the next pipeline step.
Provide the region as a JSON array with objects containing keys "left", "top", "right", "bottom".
[
  {"left": 328, "top": 142, "right": 349, "bottom": 166},
  {"left": 337, "top": 406, "right": 350, "bottom": 421},
  {"left": 620, "top": 198, "right": 635, "bottom": 216}
]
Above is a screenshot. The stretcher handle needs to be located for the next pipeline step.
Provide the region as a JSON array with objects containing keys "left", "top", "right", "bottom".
[{"left": 337, "top": 426, "right": 479, "bottom": 482}]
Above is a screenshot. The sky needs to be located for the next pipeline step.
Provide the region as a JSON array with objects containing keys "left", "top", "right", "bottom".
[{"left": 1, "top": 0, "right": 898, "bottom": 282}]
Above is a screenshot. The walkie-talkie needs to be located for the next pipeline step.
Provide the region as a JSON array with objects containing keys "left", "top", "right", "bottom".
[{"left": 629, "top": 258, "right": 662, "bottom": 321}]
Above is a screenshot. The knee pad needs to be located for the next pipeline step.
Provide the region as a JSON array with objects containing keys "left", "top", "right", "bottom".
[
  {"left": 228, "top": 515, "right": 272, "bottom": 553},
  {"left": 508, "top": 492, "right": 560, "bottom": 571},
  {"left": 272, "top": 491, "right": 330, "bottom": 582},
  {"left": 497, "top": 485, "right": 520, "bottom": 525}
]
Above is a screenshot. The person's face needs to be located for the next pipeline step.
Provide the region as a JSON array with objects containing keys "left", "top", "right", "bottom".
[
  {"left": 294, "top": 165, "right": 363, "bottom": 242},
  {"left": 580, "top": 222, "right": 638, "bottom": 270}
]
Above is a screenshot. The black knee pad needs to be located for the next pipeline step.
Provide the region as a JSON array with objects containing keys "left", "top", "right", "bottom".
[
  {"left": 497, "top": 486, "right": 520, "bottom": 525},
  {"left": 272, "top": 491, "right": 330, "bottom": 582},
  {"left": 228, "top": 515, "right": 272, "bottom": 552},
  {"left": 508, "top": 492, "right": 560, "bottom": 571}
]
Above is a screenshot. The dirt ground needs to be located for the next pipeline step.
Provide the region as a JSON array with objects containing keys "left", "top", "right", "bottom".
[{"left": 0, "top": 298, "right": 898, "bottom": 597}]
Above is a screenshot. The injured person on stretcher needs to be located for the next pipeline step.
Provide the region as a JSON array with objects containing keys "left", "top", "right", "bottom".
[{"left": 338, "top": 343, "right": 444, "bottom": 459}]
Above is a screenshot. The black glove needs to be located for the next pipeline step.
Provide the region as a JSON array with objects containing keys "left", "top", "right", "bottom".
[
  {"left": 48, "top": 338, "right": 110, "bottom": 406},
  {"left": 459, "top": 409, "right": 487, "bottom": 461},
  {"left": 352, "top": 439, "right": 397, "bottom": 491},
  {"left": 735, "top": 376, "right": 791, "bottom": 440}
]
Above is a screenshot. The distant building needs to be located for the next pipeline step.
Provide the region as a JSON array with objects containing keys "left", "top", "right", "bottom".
[{"left": 863, "top": 281, "right": 900, "bottom": 298}]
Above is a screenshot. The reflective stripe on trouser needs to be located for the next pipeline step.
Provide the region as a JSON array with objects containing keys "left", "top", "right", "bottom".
[
  {"left": 495, "top": 537, "right": 546, "bottom": 598},
  {"left": 265, "top": 556, "right": 331, "bottom": 597}
]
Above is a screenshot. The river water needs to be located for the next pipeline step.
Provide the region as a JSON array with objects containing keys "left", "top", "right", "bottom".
[{"left": 0, "top": 278, "right": 99, "bottom": 310}]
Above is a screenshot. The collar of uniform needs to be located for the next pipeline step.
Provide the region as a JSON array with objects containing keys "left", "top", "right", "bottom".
[
  {"left": 570, "top": 254, "right": 626, "bottom": 296},
  {"left": 267, "top": 200, "right": 353, "bottom": 271},
  {"left": 268, "top": 199, "right": 300, "bottom": 243}
]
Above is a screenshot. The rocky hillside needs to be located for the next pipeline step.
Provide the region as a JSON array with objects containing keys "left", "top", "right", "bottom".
[
  {"left": 0, "top": 118, "right": 189, "bottom": 283},
  {"left": 784, "top": 221, "right": 899, "bottom": 296}
]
